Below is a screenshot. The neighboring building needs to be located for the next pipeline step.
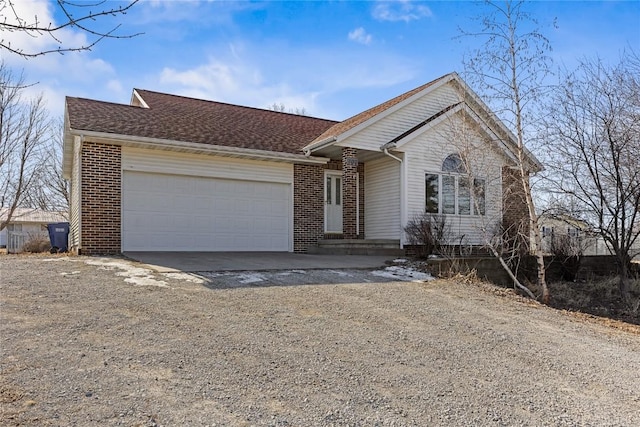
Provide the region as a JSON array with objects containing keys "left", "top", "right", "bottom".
[
  {"left": 62, "top": 72, "right": 541, "bottom": 255},
  {"left": 539, "top": 213, "right": 639, "bottom": 257},
  {"left": 0, "top": 208, "right": 68, "bottom": 252}
]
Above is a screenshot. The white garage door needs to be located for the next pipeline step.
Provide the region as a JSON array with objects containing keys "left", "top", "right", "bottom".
[{"left": 122, "top": 171, "right": 291, "bottom": 251}]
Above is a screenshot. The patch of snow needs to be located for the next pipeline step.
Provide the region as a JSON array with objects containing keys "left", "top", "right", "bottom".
[
  {"left": 201, "top": 272, "right": 225, "bottom": 279},
  {"left": 236, "top": 273, "right": 265, "bottom": 284},
  {"left": 327, "top": 270, "right": 353, "bottom": 277},
  {"left": 393, "top": 258, "right": 408, "bottom": 263},
  {"left": 371, "top": 266, "right": 433, "bottom": 282},
  {"left": 85, "top": 258, "right": 169, "bottom": 288},
  {"left": 162, "top": 272, "right": 206, "bottom": 284},
  {"left": 59, "top": 271, "right": 81, "bottom": 276}
]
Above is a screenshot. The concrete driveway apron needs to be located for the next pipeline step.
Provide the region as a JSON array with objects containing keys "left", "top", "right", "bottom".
[{"left": 124, "top": 252, "right": 394, "bottom": 273}]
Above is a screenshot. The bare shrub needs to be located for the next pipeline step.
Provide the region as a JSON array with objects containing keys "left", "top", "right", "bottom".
[
  {"left": 548, "top": 233, "right": 584, "bottom": 281},
  {"left": 22, "top": 235, "right": 51, "bottom": 253},
  {"left": 404, "top": 213, "right": 451, "bottom": 259}
]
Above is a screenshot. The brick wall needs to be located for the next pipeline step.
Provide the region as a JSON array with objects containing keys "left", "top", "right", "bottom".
[
  {"left": 81, "top": 142, "right": 121, "bottom": 255},
  {"left": 502, "top": 166, "right": 530, "bottom": 252},
  {"left": 342, "top": 147, "right": 358, "bottom": 239},
  {"left": 293, "top": 157, "right": 366, "bottom": 252},
  {"left": 293, "top": 164, "right": 324, "bottom": 252}
]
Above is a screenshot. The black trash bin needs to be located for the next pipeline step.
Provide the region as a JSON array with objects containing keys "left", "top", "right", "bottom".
[{"left": 47, "top": 222, "right": 70, "bottom": 253}]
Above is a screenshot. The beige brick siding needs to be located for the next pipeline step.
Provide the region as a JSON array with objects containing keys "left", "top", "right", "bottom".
[
  {"left": 293, "top": 158, "right": 365, "bottom": 252},
  {"left": 342, "top": 147, "right": 358, "bottom": 239},
  {"left": 81, "top": 142, "right": 121, "bottom": 255},
  {"left": 293, "top": 164, "right": 324, "bottom": 252}
]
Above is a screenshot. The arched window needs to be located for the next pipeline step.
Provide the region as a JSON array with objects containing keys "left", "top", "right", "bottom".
[
  {"left": 425, "top": 153, "right": 485, "bottom": 216},
  {"left": 442, "top": 153, "right": 466, "bottom": 173}
]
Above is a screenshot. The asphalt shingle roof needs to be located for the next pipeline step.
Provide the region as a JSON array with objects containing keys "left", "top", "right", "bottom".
[
  {"left": 309, "top": 74, "right": 451, "bottom": 145},
  {"left": 66, "top": 90, "right": 338, "bottom": 155}
]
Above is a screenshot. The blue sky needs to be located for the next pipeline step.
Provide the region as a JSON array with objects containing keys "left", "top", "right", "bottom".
[{"left": 5, "top": 0, "right": 640, "bottom": 121}]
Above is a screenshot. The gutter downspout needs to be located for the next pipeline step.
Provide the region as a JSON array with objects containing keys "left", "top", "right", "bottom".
[{"left": 382, "top": 148, "right": 406, "bottom": 249}]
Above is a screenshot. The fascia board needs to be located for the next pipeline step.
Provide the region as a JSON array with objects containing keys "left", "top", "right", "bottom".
[
  {"left": 302, "top": 136, "right": 336, "bottom": 154},
  {"left": 67, "top": 128, "right": 330, "bottom": 165},
  {"left": 451, "top": 74, "right": 543, "bottom": 172}
]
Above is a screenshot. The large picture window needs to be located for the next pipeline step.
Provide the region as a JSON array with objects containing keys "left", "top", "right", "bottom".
[{"left": 425, "top": 154, "right": 485, "bottom": 216}]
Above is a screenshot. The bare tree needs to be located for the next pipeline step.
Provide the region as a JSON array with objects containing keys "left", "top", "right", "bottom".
[
  {"left": 543, "top": 51, "right": 640, "bottom": 305},
  {"left": 1, "top": 0, "right": 141, "bottom": 58},
  {"left": 268, "top": 102, "right": 307, "bottom": 116},
  {"left": 0, "top": 60, "right": 52, "bottom": 231},
  {"left": 460, "top": 0, "right": 552, "bottom": 302},
  {"left": 21, "top": 119, "right": 69, "bottom": 213},
  {"left": 435, "top": 100, "right": 537, "bottom": 299}
]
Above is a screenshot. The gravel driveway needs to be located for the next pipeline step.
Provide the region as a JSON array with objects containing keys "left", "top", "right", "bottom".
[{"left": 1, "top": 255, "right": 639, "bottom": 426}]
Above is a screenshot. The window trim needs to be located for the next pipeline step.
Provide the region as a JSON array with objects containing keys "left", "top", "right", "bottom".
[{"left": 425, "top": 172, "right": 486, "bottom": 216}]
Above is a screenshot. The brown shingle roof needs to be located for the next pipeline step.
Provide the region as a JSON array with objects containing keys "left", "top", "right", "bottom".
[
  {"left": 66, "top": 90, "right": 338, "bottom": 155},
  {"left": 309, "top": 73, "right": 452, "bottom": 145}
]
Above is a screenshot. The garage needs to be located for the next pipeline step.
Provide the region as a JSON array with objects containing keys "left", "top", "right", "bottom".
[{"left": 122, "top": 171, "right": 291, "bottom": 251}]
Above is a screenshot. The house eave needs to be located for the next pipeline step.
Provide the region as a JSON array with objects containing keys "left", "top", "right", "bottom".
[
  {"left": 66, "top": 128, "right": 331, "bottom": 165},
  {"left": 302, "top": 136, "right": 337, "bottom": 155}
]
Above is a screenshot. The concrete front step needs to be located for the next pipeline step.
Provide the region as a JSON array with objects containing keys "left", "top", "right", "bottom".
[{"left": 309, "top": 239, "right": 405, "bottom": 256}]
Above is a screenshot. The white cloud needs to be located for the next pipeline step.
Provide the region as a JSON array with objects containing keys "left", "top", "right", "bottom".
[
  {"left": 152, "top": 35, "right": 423, "bottom": 120},
  {"left": 372, "top": 0, "right": 433, "bottom": 23},
  {"left": 152, "top": 40, "right": 420, "bottom": 120},
  {"left": 348, "top": 27, "right": 373, "bottom": 45},
  {"left": 158, "top": 55, "right": 321, "bottom": 115},
  {"left": 106, "top": 79, "right": 125, "bottom": 98}
]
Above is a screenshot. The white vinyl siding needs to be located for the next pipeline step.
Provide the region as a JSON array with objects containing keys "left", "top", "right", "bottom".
[
  {"left": 336, "top": 85, "right": 460, "bottom": 152},
  {"left": 365, "top": 156, "right": 401, "bottom": 239},
  {"left": 69, "top": 136, "right": 82, "bottom": 250},
  {"left": 122, "top": 147, "right": 293, "bottom": 183},
  {"left": 402, "top": 121, "right": 503, "bottom": 246},
  {"left": 121, "top": 148, "right": 293, "bottom": 252}
]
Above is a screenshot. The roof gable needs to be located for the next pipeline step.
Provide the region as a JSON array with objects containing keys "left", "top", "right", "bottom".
[
  {"left": 306, "top": 73, "right": 453, "bottom": 150},
  {"left": 65, "top": 90, "right": 337, "bottom": 155},
  {"left": 303, "top": 72, "right": 541, "bottom": 172}
]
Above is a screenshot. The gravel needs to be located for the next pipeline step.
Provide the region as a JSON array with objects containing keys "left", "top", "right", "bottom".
[{"left": 1, "top": 254, "right": 639, "bottom": 426}]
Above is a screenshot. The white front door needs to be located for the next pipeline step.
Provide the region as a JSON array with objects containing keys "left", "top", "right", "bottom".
[{"left": 325, "top": 172, "right": 343, "bottom": 233}]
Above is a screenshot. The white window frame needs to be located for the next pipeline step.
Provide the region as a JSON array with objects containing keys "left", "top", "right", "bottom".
[{"left": 425, "top": 153, "right": 485, "bottom": 217}]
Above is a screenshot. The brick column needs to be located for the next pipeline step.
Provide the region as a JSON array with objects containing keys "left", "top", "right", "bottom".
[
  {"left": 293, "top": 164, "right": 324, "bottom": 252},
  {"left": 342, "top": 147, "right": 358, "bottom": 239},
  {"left": 81, "top": 142, "right": 122, "bottom": 255}
]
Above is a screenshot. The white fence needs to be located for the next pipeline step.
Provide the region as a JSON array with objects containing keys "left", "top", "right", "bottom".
[{"left": 7, "top": 231, "right": 49, "bottom": 253}]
